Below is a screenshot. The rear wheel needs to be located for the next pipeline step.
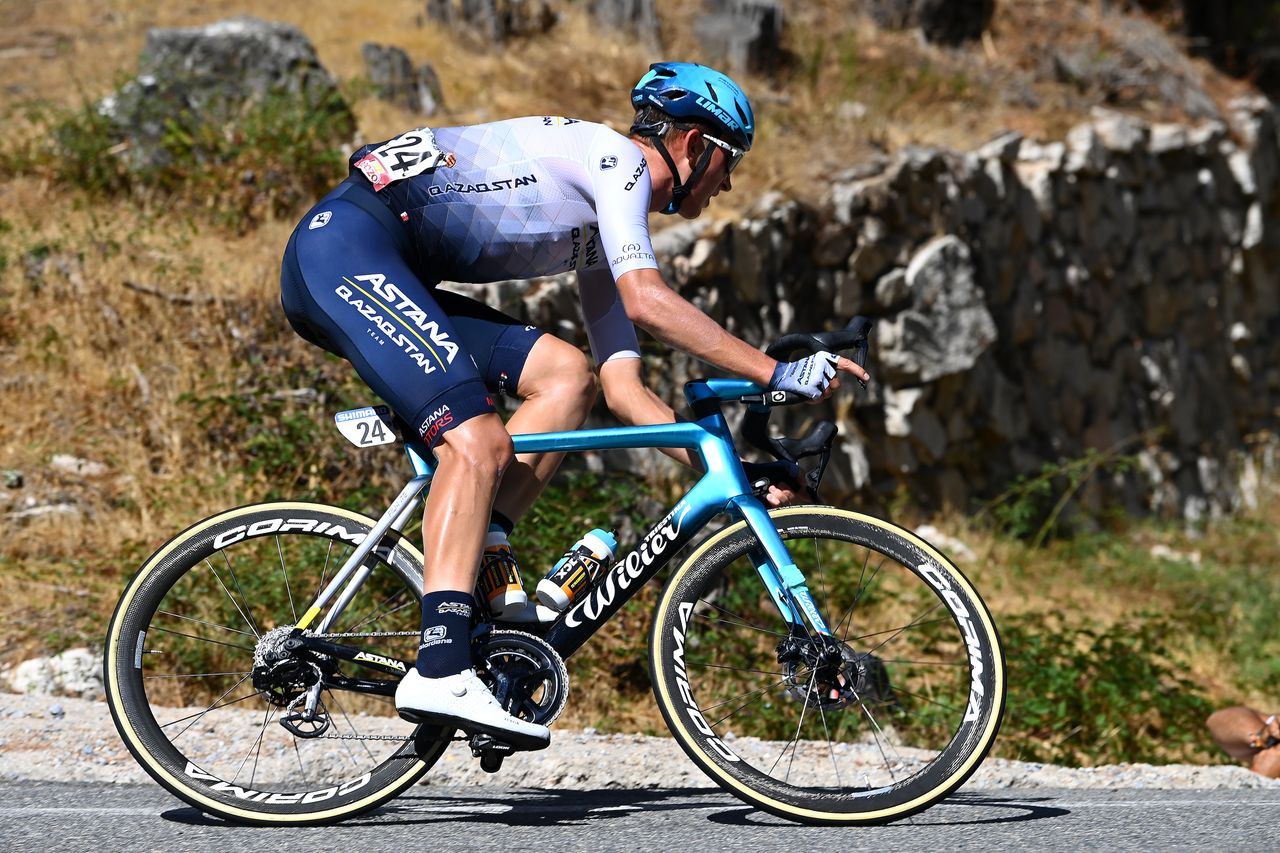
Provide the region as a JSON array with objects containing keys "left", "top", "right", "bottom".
[
  {"left": 105, "top": 502, "right": 449, "bottom": 825},
  {"left": 650, "top": 506, "right": 1004, "bottom": 825}
]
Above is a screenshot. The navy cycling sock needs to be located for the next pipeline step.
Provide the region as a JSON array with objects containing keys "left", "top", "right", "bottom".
[
  {"left": 417, "top": 590, "right": 475, "bottom": 678},
  {"left": 489, "top": 511, "right": 515, "bottom": 536}
]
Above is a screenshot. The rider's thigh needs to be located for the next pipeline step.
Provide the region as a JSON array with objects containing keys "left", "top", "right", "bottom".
[
  {"left": 282, "top": 199, "right": 495, "bottom": 451},
  {"left": 517, "top": 335, "right": 598, "bottom": 409},
  {"left": 432, "top": 288, "right": 547, "bottom": 399},
  {"left": 432, "top": 412, "right": 515, "bottom": 479}
]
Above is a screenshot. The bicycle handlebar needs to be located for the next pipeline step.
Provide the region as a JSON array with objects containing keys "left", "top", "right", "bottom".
[{"left": 741, "top": 316, "right": 874, "bottom": 499}]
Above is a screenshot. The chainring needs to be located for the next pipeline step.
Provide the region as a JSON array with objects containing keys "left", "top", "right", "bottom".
[{"left": 475, "top": 629, "right": 569, "bottom": 727}]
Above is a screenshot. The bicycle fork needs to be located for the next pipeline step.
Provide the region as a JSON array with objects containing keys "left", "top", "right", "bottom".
[{"left": 729, "top": 496, "right": 833, "bottom": 638}]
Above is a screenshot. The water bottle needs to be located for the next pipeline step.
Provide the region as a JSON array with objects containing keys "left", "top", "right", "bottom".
[
  {"left": 536, "top": 529, "right": 617, "bottom": 612},
  {"left": 476, "top": 530, "right": 528, "bottom": 618}
]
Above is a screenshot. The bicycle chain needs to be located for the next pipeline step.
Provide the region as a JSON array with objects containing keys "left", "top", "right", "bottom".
[{"left": 312, "top": 630, "right": 420, "bottom": 639}]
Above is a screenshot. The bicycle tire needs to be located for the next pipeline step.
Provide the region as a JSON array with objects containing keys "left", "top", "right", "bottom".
[
  {"left": 105, "top": 502, "right": 449, "bottom": 825},
  {"left": 649, "top": 506, "right": 1004, "bottom": 825}
]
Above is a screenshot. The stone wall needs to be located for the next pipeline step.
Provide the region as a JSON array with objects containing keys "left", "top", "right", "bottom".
[{"left": 447, "top": 97, "right": 1280, "bottom": 523}]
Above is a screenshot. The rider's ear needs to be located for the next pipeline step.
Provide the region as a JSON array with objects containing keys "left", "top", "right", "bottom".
[{"left": 679, "top": 127, "right": 703, "bottom": 160}]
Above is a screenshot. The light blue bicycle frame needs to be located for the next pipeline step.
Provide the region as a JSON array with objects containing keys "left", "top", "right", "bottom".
[{"left": 300, "top": 377, "right": 833, "bottom": 664}]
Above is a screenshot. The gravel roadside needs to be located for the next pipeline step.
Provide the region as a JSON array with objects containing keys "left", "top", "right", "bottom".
[{"left": 2, "top": 691, "right": 1275, "bottom": 791}]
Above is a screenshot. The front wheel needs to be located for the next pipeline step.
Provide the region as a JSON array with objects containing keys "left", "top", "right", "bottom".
[
  {"left": 104, "top": 502, "right": 450, "bottom": 825},
  {"left": 649, "top": 507, "right": 1004, "bottom": 825}
]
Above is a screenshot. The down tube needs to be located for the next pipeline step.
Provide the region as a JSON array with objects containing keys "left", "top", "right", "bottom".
[{"left": 541, "top": 483, "right": 725, "bottom": 660}]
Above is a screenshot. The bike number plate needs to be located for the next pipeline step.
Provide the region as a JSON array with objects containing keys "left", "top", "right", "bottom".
[
  {"left": 353, "top": 127, "right": 455, "bottom": 191},
  {"left": 334, "top": 406, "right": 397, "bottom": 448}
]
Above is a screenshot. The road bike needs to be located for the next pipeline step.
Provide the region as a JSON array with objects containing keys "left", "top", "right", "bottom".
[{"left": 104, "top": 318, "right": 1005, "bottom": 825}]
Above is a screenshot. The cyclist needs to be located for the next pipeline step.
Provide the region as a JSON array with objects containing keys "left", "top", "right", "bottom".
[{"left": 279, "top": 61, "right": 868, "bottom": 752}]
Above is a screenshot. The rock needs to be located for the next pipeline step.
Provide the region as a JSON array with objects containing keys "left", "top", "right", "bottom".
[
  {"left": 49, "top": 455, "right": 109, "bottom": 478},
  {"left": 99, "top": 17, "right": 353, "bottom": 173},
  {"left": 591, "top": 0, "right": 661, "bottom": 45},
  {"left": 837, "top": 101, "right": 869, "bottom": 122},
  {"left": 976, "top": 131, "right": 1024, "bottom": 163},
  {"left": 424, "top": 0, "right": 559, "bottom": 43},
  {"left": 361, "top": 43, "right": 445, "bottom": 115},
  {"left": 2, "top": 649, "right": 104, "bottom": 700},
  {"left": 693, "top": 0, "right": 785, "bottom": 76},
  {"left": 865, "top": 0, "right": 994, "bottom": 45},
  {"left": 875, "top": 236, "right": 997, "bottom": 384}
]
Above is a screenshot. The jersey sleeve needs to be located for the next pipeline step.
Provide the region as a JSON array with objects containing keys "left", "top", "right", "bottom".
[
  {"left": 586, "top": 128, "right": 659, "bottom": 281},
  {"left": 577, "top": 267, "right": 641, "bottom": 364}
]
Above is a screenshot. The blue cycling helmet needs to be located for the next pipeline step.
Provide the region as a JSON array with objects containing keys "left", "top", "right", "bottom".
[{"left": 630, "top": 61, "right": 755, "bottom": 152}]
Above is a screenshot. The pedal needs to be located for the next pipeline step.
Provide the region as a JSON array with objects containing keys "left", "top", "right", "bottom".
[{"left": 469, "top": 733, "right": 515, "bottom": 773}]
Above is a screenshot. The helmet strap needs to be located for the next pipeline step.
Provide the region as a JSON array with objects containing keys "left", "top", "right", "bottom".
[{"left": 633, "top": 124, "right": 718, "bottom": 216}]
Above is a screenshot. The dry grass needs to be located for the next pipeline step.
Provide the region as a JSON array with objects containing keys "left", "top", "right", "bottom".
[{"left": 0, "top": 0, "right": 1273, "bottom": 739}]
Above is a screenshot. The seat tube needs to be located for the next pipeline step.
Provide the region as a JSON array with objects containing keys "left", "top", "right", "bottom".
[{"left": 730, "top": 497, "right": 833, "bottom": 636}]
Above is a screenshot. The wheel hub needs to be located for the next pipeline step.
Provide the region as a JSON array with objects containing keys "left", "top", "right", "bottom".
[
  {"left": 251, "top": 625, "right": 330, "bottom": 708},
  {"left": 776, "top": 633, "right": 891, "bottom": 711}
]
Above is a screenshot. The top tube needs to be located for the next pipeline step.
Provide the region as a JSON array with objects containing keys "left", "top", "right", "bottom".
[{"left": 407, "top": 377, "right": 765, "bottom": 476}]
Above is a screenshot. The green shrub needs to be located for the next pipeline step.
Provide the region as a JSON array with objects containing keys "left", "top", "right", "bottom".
[
  {"left": 997, "top": 611, "right": 1217, "bottom": 766},
  {"left": 21, "top": 87, "right": 350, "bottom": 228}
]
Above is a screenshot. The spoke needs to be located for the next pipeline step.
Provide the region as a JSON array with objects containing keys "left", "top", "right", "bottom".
[
  {"left": 293, "top": 737, "right": 310, "bottom": 787},
  {"left": 327, "top": 690, "right": 381, "bottom": 765},
  {"left": 815, "top": 689, "right": 844, "bottom": 791},
  {"left": 145, "top": 670, "right": 252, "bottom": 680},
  {"left": 234, "top": 703, "right": 275, "bottom": 786},
  {"left": 861, "top": 603, "right": 946, "bottom": 659},
  {"left": 858, "top": 701, "right": 900, "bottom": 784},
  {"left": 705, "top": 674, "right": 797, "bottom": 723},
  {"left": 161, "top": 674, "right": 258, "bottom": 742},
  {"left": 684, "top": 660, "right": 785, "bottom": 678},
  {"left": 148, "top": 624, "right": 255, "bottom": 653},
  {"left": 693, "top": 600, "right": 788, "bottom": 639},
  {"left": 876, "top": 657, "right": 966, "bottom": 667},
  {"left": 843, "top": 615, "right": 954, "bottom": 646},
  {"left": 155, "top": 609, "right": 257, "bottom": 639},
  {"left": 770, "top": 666, "right": 816, "bottom": 782},
  {"left": 889, "top": 684, "right": 966, "bottom": 715},
  {"left": 344, "top": 588, "right": 416, "bottom": 635},
  {"left": 206, "top": 557, "right": 261, "bottom": 639},
  {"left": 314, "top": 540, "right": 337, "bottom": 604},
  {"left": 835, "top": 551, "right": 886, "bottom": 640},
  {"left": 276, "top": 535, "right": 298, "bottom": 623}
]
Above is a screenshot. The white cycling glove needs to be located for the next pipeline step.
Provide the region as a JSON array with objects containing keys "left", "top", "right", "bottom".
[{"left": 769, "top": 351, "right": 838, "bottom": 399}]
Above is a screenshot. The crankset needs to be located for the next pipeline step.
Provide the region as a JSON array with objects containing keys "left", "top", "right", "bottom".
[{"left": 474, "top": 629, "right": 569, "bottom": 726}]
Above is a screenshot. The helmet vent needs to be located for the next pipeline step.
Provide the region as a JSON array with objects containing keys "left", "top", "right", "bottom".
[{"left": 705, "top": 82, "right": 719, "bottom": 102}]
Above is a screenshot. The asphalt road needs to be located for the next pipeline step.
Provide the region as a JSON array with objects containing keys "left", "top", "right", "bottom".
[{"left": 3, "top": 782, "right": 1279, "bottom": 852}]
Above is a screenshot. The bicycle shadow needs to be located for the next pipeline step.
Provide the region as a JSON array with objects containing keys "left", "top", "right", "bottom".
[
  {"left": 162, "top": 787, "right": 1068, "bottom": 828},
  {"left": 706, "top": 791, "right": 1070, "bottom": 827}
]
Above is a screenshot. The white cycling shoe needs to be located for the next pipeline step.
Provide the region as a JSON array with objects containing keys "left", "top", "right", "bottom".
[{"left": 395, "top": 668, "right": 550, "bottom": 751}]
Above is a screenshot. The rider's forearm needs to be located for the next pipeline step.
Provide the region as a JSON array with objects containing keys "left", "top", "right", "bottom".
[
  {"left": 599, "top": 359, "right": 699, "bottom": 469},
  {"left": 617, "top": 269, "right": 776, "bottom": 386}
]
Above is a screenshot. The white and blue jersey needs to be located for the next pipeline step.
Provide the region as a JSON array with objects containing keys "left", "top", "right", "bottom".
[{"left": 280, "top": 117, "right": 658, "bottom": 449}]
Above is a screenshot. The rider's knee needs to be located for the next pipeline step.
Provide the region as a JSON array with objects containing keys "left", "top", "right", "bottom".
[
  {"left": 523, "top": 340, "right": 598, "bottom": 414},
  {"left": 435, "top": 416, "right": 515, "bottom": 479}
]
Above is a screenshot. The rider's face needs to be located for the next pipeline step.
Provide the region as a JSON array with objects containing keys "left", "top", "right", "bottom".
[{"left": 678, "top": 135, "right": 735, "bottom": 220}]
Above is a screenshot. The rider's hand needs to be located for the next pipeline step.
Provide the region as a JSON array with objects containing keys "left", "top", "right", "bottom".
[
  {"left": 743, "top": 460, "right": 809, "bottom": 507},
  {"left": 769, "top": 352, "right": 870, "bottom": 401}
]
